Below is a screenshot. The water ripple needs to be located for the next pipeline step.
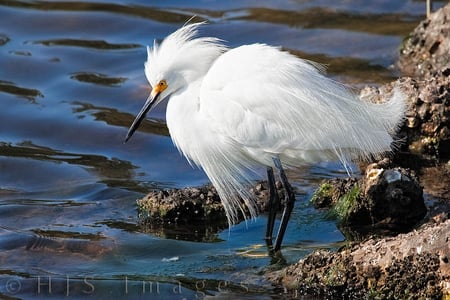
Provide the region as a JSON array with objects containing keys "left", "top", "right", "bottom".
[
  {"left": 231, "top": 7, "right": 419, "bottom": 36},
  {"left": 0, "top": 80, "right": 43, "bottom": 102},
  {"left": 33, "top": 38, "right": 141, "bottom": 50},
  {"left": 70, "top": 72, "right": 127, "bottom": 87},
  {"left": 1, "top": 0, "right": 200, "bottom": 23}
]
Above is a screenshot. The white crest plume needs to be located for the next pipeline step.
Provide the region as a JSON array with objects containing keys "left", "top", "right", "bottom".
[{"left": 145, "top": 22, "right": 227, "bottom": 87}]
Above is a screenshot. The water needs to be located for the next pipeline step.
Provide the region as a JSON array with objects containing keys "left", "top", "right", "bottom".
[{"left": 0, "top": 1, "right": 443, "bottom": 298}]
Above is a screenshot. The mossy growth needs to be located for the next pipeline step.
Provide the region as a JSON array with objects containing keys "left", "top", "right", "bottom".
[
  {"left": 310, "top": 182, "right": 334, "bottom": 208},
  {"left": 136, "top": 198, "right": 153, "bottom": 219},
  {"left": 328, "top": 184, "right": 361, "bottom": 223},
  {"left": 443, "top": 292, "right": 450, "bottom": 300},
  {"left": 136, "top": 196, "right": 169, "bottom": 220}
]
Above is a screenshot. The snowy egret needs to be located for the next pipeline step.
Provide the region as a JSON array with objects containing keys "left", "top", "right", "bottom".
[{"left": 125, "top": 22, "right": 405, "bottom": 252}]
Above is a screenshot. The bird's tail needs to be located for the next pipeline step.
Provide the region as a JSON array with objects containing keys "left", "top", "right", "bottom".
[
  {"left": 361, "top": 86, "right": 407, "bottom": 158},
  {"left": 366, "top": 86, "right": 407, "bottom": 136},
  {"left": 338, "top": 85, "right": 407, "bottom": 169}
]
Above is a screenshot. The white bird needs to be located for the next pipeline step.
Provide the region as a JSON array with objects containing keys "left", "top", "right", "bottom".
[{"left": 125, "top": 22, "right": 405, "bottom": 252}]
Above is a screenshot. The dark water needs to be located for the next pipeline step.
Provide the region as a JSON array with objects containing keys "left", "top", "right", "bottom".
[{"left": 0, "top": 1, "right": 443, "bottom": 299}]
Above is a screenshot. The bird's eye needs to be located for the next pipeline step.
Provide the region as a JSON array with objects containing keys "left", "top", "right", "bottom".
[{"left": 154, "top": 80, "right": 168, "bottom": 93}]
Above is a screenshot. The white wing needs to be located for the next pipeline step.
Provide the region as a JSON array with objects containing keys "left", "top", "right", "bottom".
[{"left": 199, "top": 44, "right": 402, "bottom": 169}]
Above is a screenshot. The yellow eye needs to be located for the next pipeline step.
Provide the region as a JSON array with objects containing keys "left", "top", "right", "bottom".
[
  {"left": 153, "top": 79, "right": 168, "bottom": 94},
  {"left": 159, "top": 80, "right": 167, "bottom": 88}
]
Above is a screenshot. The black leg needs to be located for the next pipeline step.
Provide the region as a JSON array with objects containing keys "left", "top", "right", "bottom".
[
  {"left": 265, "top": 166, "right": 280, "bottom": 248},
  {"left": 272, "top": 157, "right": 296, "bottom": 253}
]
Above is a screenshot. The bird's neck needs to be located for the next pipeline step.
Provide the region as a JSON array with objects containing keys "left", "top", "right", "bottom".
[{"left": 165, "top": 79, "right": 205, "bottom": 165}]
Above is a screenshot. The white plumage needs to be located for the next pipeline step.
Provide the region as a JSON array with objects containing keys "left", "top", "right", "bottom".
[{"left": 126, "top": 22, "right": 406, "bottom": 227}]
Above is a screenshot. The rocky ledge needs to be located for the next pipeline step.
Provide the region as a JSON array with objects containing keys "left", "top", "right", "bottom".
[{"left": 267, "top": 216, "right": 450, "bottom": 299}]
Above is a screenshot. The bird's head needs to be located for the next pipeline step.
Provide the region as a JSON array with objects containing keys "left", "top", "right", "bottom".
[{"left": 124, "top": 22, "right": 227, "bottom": 143}]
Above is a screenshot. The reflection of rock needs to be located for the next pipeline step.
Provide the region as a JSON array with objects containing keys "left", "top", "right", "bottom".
[
  {"left": 136, "top": 182, "right": 285, "bottom": 241},
  {"left": 311, "top": 164, "right": 425, "bottom": 239},
  {"left": 137, "top": 222, "right": 226, "bottom": 243},
  {"left": 25, "top": 231, "right": 114, "bottom": 258},
  {"left": 26, "top": 236, "right": 112, "bottom": 257},
  {"left": 267, "top": 217, "right": 450, "bottom": 299}
]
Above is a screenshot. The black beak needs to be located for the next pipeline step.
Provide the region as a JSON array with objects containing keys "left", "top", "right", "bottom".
[{"left": 124, "top": 91, "right": 160, "bottom": 143}]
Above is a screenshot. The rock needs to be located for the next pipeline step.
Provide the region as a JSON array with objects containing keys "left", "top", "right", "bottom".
[
  {"left": 360, "top": 74, "right": 450, "bottom": 159},
  {"left": 311, "top": 165, "right": 426, "bottom": 239},
  {"left": 137, "top": 185, "right": 224, "bottom": 224},
  {"left": 361, "top": 164, "right": 425, "bottom": 232},
  {"left": 136, "top": 185, "right": 226, "bottom": 242},
  {"left": 392, "top": 3, "right": 450, "bottom": 159},
  {"left": 310, "top": 177, "right": 358, "bottom": 209},
  {"left": 420, "top": 162, "right": 450, "bottom": 200},
  {"left": 267, "top": 217, "right": 450, "bottom": 299},
  {"left": 136, "top": 182, "right": 285, "bottom": 241},
  {"left": 398, "top": 3, "right": 450, "bottom": 78}
]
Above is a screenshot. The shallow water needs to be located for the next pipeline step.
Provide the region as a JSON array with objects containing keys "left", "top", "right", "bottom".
[{"left": 0, "top": 1, "right": 444, "bottom": 299}]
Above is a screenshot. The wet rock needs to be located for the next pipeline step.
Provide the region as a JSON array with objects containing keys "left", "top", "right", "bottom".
[
  {"left": 136, "top": 182, "right": 285, "bottom": 241},
  {"left": 420, "top": 162, "right": 450, "bottom": 200},
  {"left": 398, "top": 3, "right": 450, "bottom": 78},
  {"left": 362, "top": 164, "right": 425, "bottom": 231},
  {"left": 310, "top": 177, "right": 358, "bottom": 210},
  {"left": 137, "top": 185, "right": 226, "bottom": 225},
  {"left": 267, "top": 217, "right": 450, "bottom": 299},
  {"left": 136, "top": 185, "right": 228, "bottom": 241},
  {"left": 311, "top": 165, "right": 425, "bottom": 239}
]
